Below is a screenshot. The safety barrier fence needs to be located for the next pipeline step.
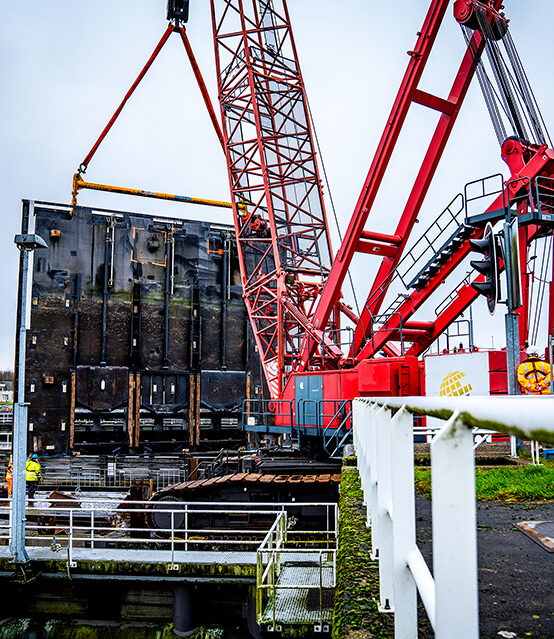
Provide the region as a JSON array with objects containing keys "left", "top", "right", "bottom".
[
  {"left": 412, "top": 422, "right": 543, "bottom": 462},
  {"left": 40, "top": 467, "right": 188, "bottom": 491},
  {"left": 0, "top": 499, "right": 337, "bottom": 573},
  {"left": 353, "top": 395, "right": 554, "bottom": 639}
]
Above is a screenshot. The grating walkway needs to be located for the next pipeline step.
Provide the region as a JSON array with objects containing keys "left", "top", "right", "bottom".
[{"left": 259, "top": 559, "right": 335, "bottom": 628}]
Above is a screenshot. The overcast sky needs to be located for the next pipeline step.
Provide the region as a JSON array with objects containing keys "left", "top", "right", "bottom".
[{"left": 0, "top": 1, "right": 552, "bottom": 370}]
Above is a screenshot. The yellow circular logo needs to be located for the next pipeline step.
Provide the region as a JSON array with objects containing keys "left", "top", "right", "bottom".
[{"left": 439, "top": 371, "right": 472, "bottom": 397}]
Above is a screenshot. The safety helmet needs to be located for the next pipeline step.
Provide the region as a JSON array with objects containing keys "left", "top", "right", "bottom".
[
  {"left": 31, "top": 454, "right": 38, "bottom": 460},
  {"left": 526, "top": 345, "right": 540, "bottom": 357}
]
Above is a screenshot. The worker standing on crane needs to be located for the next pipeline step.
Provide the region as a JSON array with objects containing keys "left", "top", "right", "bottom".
[
  {"left": 517, "top": 345, "right": 551, "bottom": 395},
  {"left": 25, "top": 454, "right": 42, "bottom": 500}
]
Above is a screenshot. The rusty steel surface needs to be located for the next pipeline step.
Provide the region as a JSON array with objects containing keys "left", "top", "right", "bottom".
[
  {"left": 153, "top": 472, "right": 341, "bottom": 496},
  {"left": 24, "top": 201, "right": 262, "bottom": 455},
  {"left": 516, "top": 520, "right": 554, "bottom": 553}
]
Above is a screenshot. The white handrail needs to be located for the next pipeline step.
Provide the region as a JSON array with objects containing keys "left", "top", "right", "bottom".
[
  {"left": 370, "top": 395, "right": 554, "bottom": 444},
  {"left": 353, "top": 395, "right": 554, "bottom": 639}
]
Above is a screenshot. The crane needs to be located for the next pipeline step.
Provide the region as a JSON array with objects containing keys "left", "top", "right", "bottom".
[
  {"left": 210, "top": 0, "right": 554, "bottom": 452},
  {"left": 70, "top": 0, "right": 554, "bottom": 455}
]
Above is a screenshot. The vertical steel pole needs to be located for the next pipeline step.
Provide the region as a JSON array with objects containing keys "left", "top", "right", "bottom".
[
  {"left": 503, "top": 221, "right": 523, "bottom": 454},
  {"left": 11, "top": 246, "right": 30, "bottom": 563},
  {"left": 505, "top": 312, "right": 520, "bottom": 396},
  {"left": 12, "top": 209, "right": 46, "bottom": 563},
  {"left": 469, "top": 305, "right": 475, "bottom": 351},
  {"left": 548, "top": 334, "right": 554, "bottom": 396}
]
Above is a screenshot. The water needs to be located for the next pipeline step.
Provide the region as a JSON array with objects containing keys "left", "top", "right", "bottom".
[{"left": 0, "top": 620, "right": 234, "bottom": 639}]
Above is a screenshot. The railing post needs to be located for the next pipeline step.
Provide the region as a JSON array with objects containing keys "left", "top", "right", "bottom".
[
  {"left": 319, "top": 550, "right": 323, "bottom": 623},
  {"left": 353, "top": 400, "right": 370, "bottom": 522},
  {"left": 275, "top": 516, "right": 280, "bottom": 579},
  {"left": 272, "top": 552, "right": 277, "bottom": 631},
  {"left": 368, "top": 404, "right": 385, "bottom": 558},
  {"left": 91, "top": 510, "right": 95, "bottom": 550},
  {"left": 390, "top": 406, "right": 418, "bottom": 637},
  {"left": 68, "top": 509, "right": 76, "bottom": 568},
  {"left": 8, "top": 500, "right": 12, "bottom": 549},
  {"left": 376, "top": 405, "right": 394, "bottom": 612},
  {"left": 171, "top": 510, "right": 175, "bottom": 567},
  {"left": 432, "top": 412, "right": 478, "bottom": 639},
  {"left": 184, "top": 504, "right": 189, "bottom": 552},
  {"left": 256, "top": 549, "right": 263, "bottom": 623}
]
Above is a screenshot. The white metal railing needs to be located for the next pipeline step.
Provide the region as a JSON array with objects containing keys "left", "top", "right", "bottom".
[
  {"left": 413, "top": 422, "right": 496, "bottom": 447},
  {"left": 353, "top": 395, "right": 554, "bottom": 639},
  {"left": 256, "top": 510, "right": 288, "bottom": 626},
  {"left": 0, "top": 498, "right": 337, "bottom": 572},
  {"left": 256, "top": 508, "right": 338, "bottom": 630}
]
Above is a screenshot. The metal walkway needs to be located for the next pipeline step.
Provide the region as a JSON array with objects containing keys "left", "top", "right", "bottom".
[{"left": 259, "top": 558, "right": 335, "bottom": 630}]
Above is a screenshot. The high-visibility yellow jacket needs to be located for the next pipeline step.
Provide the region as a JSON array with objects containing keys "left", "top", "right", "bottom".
[
  {"left": 517, "top": 357, "right": 551, "bottom": 395},
  {"left": 5, "top": 458, "right": 12, "bottom": 481},
  {"left": 25, "top": 459, "right": 42, "bottom": 482}
]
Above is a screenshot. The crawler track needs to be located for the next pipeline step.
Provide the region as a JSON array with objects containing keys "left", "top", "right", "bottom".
[{"left": 148, "top": 472, "right": 341, "bottom": 532}]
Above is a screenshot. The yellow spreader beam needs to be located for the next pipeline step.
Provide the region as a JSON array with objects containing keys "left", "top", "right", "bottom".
[{"left": 71, "top": 173, "right": 243, "bottom": 211}]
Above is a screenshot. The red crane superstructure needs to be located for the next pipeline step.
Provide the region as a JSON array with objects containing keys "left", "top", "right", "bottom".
[
  {"left": 210, "top": 0, "right": 554, "bottom": 450},
  {"left": 210, "top": 0, "right": 343, "bottom": 399}
]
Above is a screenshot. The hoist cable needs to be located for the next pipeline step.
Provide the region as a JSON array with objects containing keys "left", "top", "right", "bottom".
[
  {"left": 530, "top": 235, "right": 552, "bottom": 345},
  {"left": 527, "top": 238, "right": 537, "bottom": 343},
  {"left": 503, "top": 29, "right": 552, "bottom": 147},
  {"left": 462, "top": 12, "right": 551, "bottom": 148},
  {"left": 475, "top": 9, "right": 528, "bottom": 142},
  {"left": 462, "top": 26, "right": 507, "bottom": 145}
]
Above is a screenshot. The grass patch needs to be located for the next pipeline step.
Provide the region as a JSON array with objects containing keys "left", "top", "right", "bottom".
[
  {"left": 415, "top": 462, "right": 554, "bottom": 501},
  {"left": 333, "top": 466, "right": 394, "bottom": 639}
]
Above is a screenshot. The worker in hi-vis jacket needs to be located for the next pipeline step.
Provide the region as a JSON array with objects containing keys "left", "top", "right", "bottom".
[
  {"left": 5, "top": 456, "right": 12, "bottom": 498},
  {"left": 517, "top": 345, "right": 551, "bottom": 395},
  {"left": 25, "top": 454, "right": 42, "bottom": 500}
]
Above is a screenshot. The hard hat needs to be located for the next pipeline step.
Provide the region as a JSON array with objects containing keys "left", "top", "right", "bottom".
[
  {"left": 31, "top": 454, "right": 38, "bottom": 460},
  {"left": 526, "top": 345, "right": 540, "bottom": 357}
]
